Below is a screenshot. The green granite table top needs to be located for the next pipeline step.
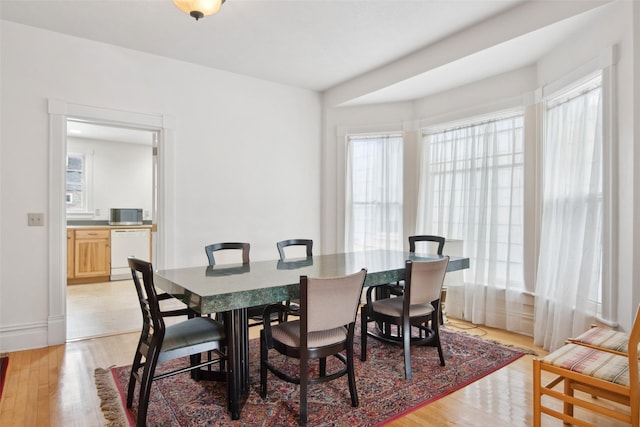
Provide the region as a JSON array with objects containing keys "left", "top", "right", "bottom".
[{"left": 154, "top": 250, "right": 469, "bottom": 314}]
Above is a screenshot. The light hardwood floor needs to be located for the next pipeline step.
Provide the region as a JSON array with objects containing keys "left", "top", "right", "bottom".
[
  {"left": 66, "top": 280, "right": 141, "bottom": 341},
  {"left": 0, "top": 284, "right": 630, "bottom": 426}
]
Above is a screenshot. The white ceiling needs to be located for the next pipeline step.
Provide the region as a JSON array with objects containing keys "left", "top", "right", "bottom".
[
  {"left": 2, "top": 0, "right": 528, "bottom": 91},
  {"left": 1, "top": 0, "right": 610, "bottom": 104}
]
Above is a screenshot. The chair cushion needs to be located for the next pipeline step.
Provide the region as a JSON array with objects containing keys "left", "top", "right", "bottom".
[
  {"left": 162, "top": 317, "right": 225, "bottom": 353},
  {"left": 540, "top": 343, "right": 631, "bottom": 386},
  {"left": 570, "top": 327, "right": 633, "bottom": 353},
  {"left": 271, "top": 320, "right": 348, "bottom": 348},
  {"left": 371, "top": 296, "right": 434, "bottom": 318}
]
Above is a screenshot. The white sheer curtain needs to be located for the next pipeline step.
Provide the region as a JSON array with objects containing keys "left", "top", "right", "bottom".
[
  {"left": 417, "top": 114, "right": 526, "bottom": 332},
  {"left": 534, "top": 78, "right": 603, "bottom": 351},
  {"left": 345, "top": 134, "right": 403, "bottom": 252}
]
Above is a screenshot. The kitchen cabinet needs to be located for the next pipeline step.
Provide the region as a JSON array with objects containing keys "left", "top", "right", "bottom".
[
  {"left": 67, "top": 228, "right": 111, "bottom": 284},
  {"left": 67, "top": 229, "right": 75, "bottom": 279}
]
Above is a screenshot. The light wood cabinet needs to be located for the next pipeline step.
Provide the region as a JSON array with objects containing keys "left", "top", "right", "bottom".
[
  {"left": 67, "top": 229, "right": 75, "bottom": 279},
  {"left": 67, "top": 228, "right": 111, "bottom": 284}
]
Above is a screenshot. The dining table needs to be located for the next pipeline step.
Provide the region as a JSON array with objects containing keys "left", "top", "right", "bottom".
[{"left": 153, "top": 249, "right": 470, "bottom": 420}]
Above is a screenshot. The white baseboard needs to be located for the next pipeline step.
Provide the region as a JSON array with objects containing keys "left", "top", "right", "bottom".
[
  {"left": 0, "top": 321, "right": 50, "bottom": 352},
  {"left": 445, "top": 285, "right": 535, "bottom": 336}
]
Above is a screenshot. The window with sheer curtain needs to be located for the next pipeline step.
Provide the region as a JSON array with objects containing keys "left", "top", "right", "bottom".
[
  {"left": 345, "top": 133, "right": 403, "bottom": 252},
  {"left": 534, "top": 74, "right": 603, "bottom": 351},
  {"left": 417, "top": 113, "right": 525, "bottom": 331}
]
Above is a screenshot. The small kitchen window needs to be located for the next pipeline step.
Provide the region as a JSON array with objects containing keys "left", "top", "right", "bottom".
[{"left": 66, "top": 152, "right": 90, "bottom": 213}]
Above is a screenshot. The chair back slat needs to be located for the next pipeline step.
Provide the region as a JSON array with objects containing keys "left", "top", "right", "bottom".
[
  {"left": 129, "top": 257, "right": 166, "bottom": 348},
  {"left": 205, "top": 242, "right": 250, "bottom": 266},
  {"left": 409, "top": 235, "right": 445, "bottom": 255},
  {"left": 303, "top": 269, "right": 367, "bottom": 333},
  {"left": 277, "top": 239, "right": 313, "bottom": 260}
]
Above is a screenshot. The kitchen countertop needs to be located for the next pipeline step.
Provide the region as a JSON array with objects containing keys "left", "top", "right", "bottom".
[
  {"left": 67, "top": 220, "right": 153, "bottom": 228},
  {"left": 67, "top": 223, "right": 153, "bottom": 230}
]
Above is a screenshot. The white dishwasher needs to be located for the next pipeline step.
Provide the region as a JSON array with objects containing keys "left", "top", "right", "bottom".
[{"left": 110, "top": 228, "right": 151, "bottom": 280}]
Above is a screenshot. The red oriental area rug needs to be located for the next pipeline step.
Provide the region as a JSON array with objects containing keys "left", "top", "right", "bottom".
[{"left": 96, "top": 325, "right": 529, "bottom": 426}]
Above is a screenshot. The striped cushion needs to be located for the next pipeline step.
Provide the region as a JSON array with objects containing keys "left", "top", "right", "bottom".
[
  {"left": 541, "top": 343, "right": 630, "bottom": 386},
  {"left": 271, "top": 320, "right": 348, "bottom": 348},
  {"left": 371, "top": 296, "right": 434, "bottom": 318},
  {"left": 570, "top": 327, "right": 632, "bottom": 353}
]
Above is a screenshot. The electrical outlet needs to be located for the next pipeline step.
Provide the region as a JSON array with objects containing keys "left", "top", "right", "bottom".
[{"left": 28, "top": 212, "right": 44, "bottom": 226}]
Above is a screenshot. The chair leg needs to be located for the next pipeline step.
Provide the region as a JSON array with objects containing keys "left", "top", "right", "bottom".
[
  {"left": 260, "top": 330, "right": 267, "bottom": 398},
  {"left": 300, "top": 352, "right": 308, "bottom": 426},
  {"left": 360, "top": 306, "right": 368, "bottom": 362},
  {"left": 403, "top": 316, "right": 412, "bottom": 380},
  {"left": 190, "top": 353, "right": 201, "bottom": 381},
  {"left": 564, "top": 378, "right": 574, "bottom": 419},
  {"left": 347, "top": 338, "right": 359, "bottom": 407},
  {"left": 136, "top": 351, "right": 159, "bottom": 427},
  {"left": 434, "top": 315, "right": 445, "bottom": 367},
  {"left": 319, "top": 357, "right": 327, "bottom": 377},
  {"left": 127, "top": 350, "right": 143, "bottom": 408},
  {"left": 436, "top": 338, "right": 445, "bottom": 366},
  {"left": 532, "top": 359, "right": 542, "bottom": 427}
]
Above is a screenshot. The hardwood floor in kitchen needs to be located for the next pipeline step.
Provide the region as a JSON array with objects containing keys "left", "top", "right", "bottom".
[{"left": 0, "top": 284, "right": 630, "bottom": 426}]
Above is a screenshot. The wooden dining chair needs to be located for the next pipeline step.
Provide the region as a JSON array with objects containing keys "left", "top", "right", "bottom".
[
  {"left": 409, "top": 235, "right": 446, "bottom": 255},
  {"left": 205, "top": 242, "right": 276, "bottom": 327},
  {"left": 567, "top": 324, "right": 634, "bottom": 356},
  {"left": 126, "top": 257, "right": 227, "bottom": 427},
  {"left": 260, "top": 269, "right": 367, "bottom": 426},
  {"left": 205, "top": 242, "right": 250, "bottom": 266},
  {"left": 533, "top": 304, "right": 640, "bottom": 427},
  {"left": 277, "top": 239, "right": 313, "bottom": 260},
  {"left": 410, "top": 235, "right": 447, "bottom": 325},
  {"left": 385, "top": 235, "right": 447, "bottom": 325},
  {"left": 276, "top": 239, "right": 313, "bottom": 316},
  {"left": 361, "top": 257, "right": 449, "bottom": 380}
]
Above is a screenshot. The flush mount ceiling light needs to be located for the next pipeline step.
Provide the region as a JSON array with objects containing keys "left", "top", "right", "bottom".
[{"left": 173, "top": 0, "right": 226, "bottom": 21}]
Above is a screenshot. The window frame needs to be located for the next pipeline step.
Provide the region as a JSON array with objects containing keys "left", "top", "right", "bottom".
[
  {"left": 540, "top": 69, "right": 616, "bottom": 323},
  {"left": 344, "top": 132, "right": 404, "bottom": 252},
  {"left": 65, "top": 151, "right": 93, "bottom": 217},
  {"left": 419, "top": 110, "right": 526, "bottom": 291}
]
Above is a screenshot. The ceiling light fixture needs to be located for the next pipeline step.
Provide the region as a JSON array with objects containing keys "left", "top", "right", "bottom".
[{"left": 173, "top": 0, "right": 226, "bottom": 21}]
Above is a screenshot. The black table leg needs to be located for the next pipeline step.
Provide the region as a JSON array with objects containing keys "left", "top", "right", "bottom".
[{"left": 224, "top": 308, "right": 249, "bottom": 420}]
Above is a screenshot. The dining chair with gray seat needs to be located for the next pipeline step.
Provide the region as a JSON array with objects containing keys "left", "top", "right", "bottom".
[
  {"left": 126, "top": 257, "right": 227, "bottom": 427},
  {"left": 260, "top": 268, "right": 367, "bottom": 426},
  {"left": 361, "top": 257, "right": 449, "bottom": 380}
]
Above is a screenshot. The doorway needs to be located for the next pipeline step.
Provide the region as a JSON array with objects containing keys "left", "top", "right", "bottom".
[
  {"left": 65, "top": 121, "right": 156, "bottom": 340},
  {"left": 48, "top": 99, "right": 174, "bottom": 346}
]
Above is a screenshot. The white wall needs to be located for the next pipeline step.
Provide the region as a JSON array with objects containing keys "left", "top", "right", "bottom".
[
  {"left": 0, "top": 21, "right": 321, "bottom": 351},
  {"left": 67, "top": 138, "right": 153, "bottom": 220},
  {"left": 321, "top": 101, "right": 415, "bottom": 253}
]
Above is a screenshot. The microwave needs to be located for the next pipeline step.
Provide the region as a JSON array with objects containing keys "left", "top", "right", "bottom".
[{"left": 109, "top": 208, "right": 143, "bottom": 225}]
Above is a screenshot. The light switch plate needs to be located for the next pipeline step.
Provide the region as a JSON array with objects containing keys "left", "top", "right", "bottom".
[{"left": 28, "top": 212, "right": 44, "bottom": 226}]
